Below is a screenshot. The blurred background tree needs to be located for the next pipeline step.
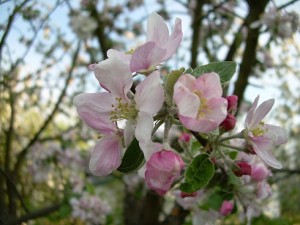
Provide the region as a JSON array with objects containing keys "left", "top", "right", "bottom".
[{"left": 0, "top": 0, "right": 299, "bottom": 224}]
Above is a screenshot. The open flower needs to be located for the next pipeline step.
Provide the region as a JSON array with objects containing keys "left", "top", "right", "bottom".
[
  {"left": 74, "top": 55, "right": 164, "bottom": 175},
  {"left": 130, "top": 12, "right": 183, "bottom": 73},
  {"left": 173, "top": 72, "right": 228, "bottom": 133},
  {"left": 244, "top": 96, "right": 288, "bottom": 169},
  {"left": 145, "top": 149, "right": 185, "bottom": 195}
]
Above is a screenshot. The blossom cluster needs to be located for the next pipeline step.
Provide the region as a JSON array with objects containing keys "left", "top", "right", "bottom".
[{"left": 74, "top": 12, "right": 288, "bottom": 222}]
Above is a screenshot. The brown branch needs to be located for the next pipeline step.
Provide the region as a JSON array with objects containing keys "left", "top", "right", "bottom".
[
  {"left": 233, "top": 0, "right": 269, "bottom": 111},
  {"left": 4, "top": 202, "right": 63, "bottom": 225},
  {"left": 278, "top": 0, "right": 300, "bottom": 10},
  {"left": 190, "top": 0, "right": 205, "bottom": 68},
  {"left": 13, "top": 41, "right": 81, "bottom": 174},
  {"left": 0, "top": 0, "right": 30, "bottom": 62},
  {"left": 87, "top": 3, "right": 113, "bottom": 59}
]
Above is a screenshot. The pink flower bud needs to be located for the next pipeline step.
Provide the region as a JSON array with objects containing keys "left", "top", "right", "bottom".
[
  {"left": 251, "top": 163, "right": 270, "bottom": 181},
  {"left": 226, "top": 95, "right": 238, "bottom": 113},
  {"left": 145, "top": 150, "right": 185, "bottom": 196},
  {"left": 233, "top": 161, "right": 252, "bottom": 177},
  {"left": 178, "top": 133, "right": 191, "bottom": 143},
  {"left": 220, "top": 200, "right": 234, "bottom": 216},
  {"left": 220, "top": 114, "right": 237, "bottom": 131}
]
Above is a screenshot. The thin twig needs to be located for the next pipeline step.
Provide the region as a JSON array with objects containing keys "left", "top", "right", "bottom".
[{"left": 13, "top": 41, "right": 81, "bottom": 174}]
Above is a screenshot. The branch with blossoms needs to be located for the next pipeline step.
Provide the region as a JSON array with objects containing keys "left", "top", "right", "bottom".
[{"left": 74, "top": 12, "right": 288, "bottom": 224}]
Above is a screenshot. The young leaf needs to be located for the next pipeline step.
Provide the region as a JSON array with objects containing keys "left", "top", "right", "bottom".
[
  {"left": 117, "top": 138, "right": 145, "bottom": 173},
  {"left": 164, "top": 68, "right": 184, "bottom": 105},
  {"left": 180, "top": 154, "right": 215, "bottom": 193},
  {"left": 192, "top": 61, "right": 237, "bottom": 83}
]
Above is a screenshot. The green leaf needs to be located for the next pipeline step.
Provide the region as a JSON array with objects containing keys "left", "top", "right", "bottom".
[
  {"left": 192, "top": 61, "right": 237, "bottom": 84},
  {"left": 117, "top": 138, "right": 145, "bottom": 173},
  {"left": 180, "top": 154, "right": 215, "bottom": 193},
  {"left": 164, "top": 68, "right": 184, "bottom": 105},
  {"left": 184, "top": 68, "right": 193, "bottom": 74}
]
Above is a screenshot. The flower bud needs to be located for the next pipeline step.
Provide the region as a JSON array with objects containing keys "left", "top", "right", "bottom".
[
  {"left": 220, "top": 200, "right": 234, "bottom": 216},
  {"left": 178, "top": 133, "right": 191, "bottom": 143},
  {"left": 145, "top": 150, "right": 185, "bottom": 196},
  {"left": 233, "top": 161, "right": 252, "bottom": 177},
  {"left": 220, "top": 114, "right": 237, "bottom": 131},
  {"left": 226, "top": 95, "right": 238, "bottom": 113}
]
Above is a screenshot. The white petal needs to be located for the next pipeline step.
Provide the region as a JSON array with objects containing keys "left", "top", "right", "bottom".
[
  {"left": 135, "top": 71, "right": 164, "bottom": 115},
  {"left": 89, "top": 136, "right": 122, "bottom": 176},
  {"left": 147, "top": 12, "right": 169, "bottom": 46}
]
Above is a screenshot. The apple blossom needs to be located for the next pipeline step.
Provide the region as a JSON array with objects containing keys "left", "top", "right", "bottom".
[
  {"left": 244, "top": 96, "right": 288, "bottom": 169},
  {"left": 130, "top": 12, "right": 183, "bottom": 73},
  {"left": 173, "top": 72, "right": 228, "bottom": 133}
]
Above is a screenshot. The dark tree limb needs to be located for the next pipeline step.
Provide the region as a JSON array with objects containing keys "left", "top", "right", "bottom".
[
  {"left": 233, "top": 0, "right": 269, "bottom": 111},
  {"left": 190, "top": 0, "right": 205, "bottom": 68},
  {"left": 4, "top": 202, "right": 63, "bottom": 225}
]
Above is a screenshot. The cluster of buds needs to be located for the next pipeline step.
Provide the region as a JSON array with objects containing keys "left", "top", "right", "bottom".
[{"left": 74, "top": 12, "right": 288, "bottom": 222}]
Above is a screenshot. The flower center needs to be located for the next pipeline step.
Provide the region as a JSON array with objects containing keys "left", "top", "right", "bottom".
[
  {"left": 110, "top": 98, "right": 138, "bottom": 122},
  {"left": 194, "top": 91, "right": 210, "bottom": 119},
  {"left": 251, "top": 122, "right": 267, "bottom": 137}
]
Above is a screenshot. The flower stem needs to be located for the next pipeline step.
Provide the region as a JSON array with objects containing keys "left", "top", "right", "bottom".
[{"left": 219, "top": 131, "right": 244, "bottom": 143}]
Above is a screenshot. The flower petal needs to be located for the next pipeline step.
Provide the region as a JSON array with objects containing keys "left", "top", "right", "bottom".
[
  {"left": 250, "top": 137, "right": 282, "bottom": 169},
  {"left": 174, "top": 79, "right": 199, "bottom": 118},
  {"left": 130, "top": 42, "right": 167, "bottom": 73},
  {"left": 265, "top": 124, "right": 288, "bottom": 145},
  {"left": 73, "top": 93, "right": 116, "bottom": 134},
  {"left": 89, "top": 135, "right": 122, "bottom": 176},
  {"left": 179, "top": 115, "right": 220, "bottom": 133},
  {"left": 135, "top": 71, "right": 164, "bottom": 114},
  {"left": 135, "top": 111, "right": 154, "bottom": 144},
  {"left": 124, "top": 119, "right": 135, "bottom": 147},
  {"left": 250, "top": 99, "right": 274, "bottom": 128},
  {"left": 147, "top": 12, "right": 169, "bottom": 46},
  {"left": 245, "top": 95, "right": 260, "bottom": 128},
  {"left": 194, "top": 72, "right": 223, "bottom": 98},
  {"left": 94, "top": 54, "right": 132, "bottom": 100},
  {"left": 162, "top": 18, "right": 183, "bottom": 61}
]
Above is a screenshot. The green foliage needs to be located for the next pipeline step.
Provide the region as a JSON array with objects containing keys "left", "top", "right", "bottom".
[
  {"left": 180, "top": 154, "right": 215, "bottom": 193},
  {"left": 117, "top": 138, "right": 145, "bottom": 173},
  {"left": 164, "top": 68, "right": 185, "bottom": 105},
  {"left": 192, "top": 61, "right": 237, "bottom": 84}
]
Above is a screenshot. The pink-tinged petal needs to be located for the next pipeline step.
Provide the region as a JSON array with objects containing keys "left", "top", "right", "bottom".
[
  {"left": 194, "top": 72, "right": 223, "bottom": 98},
  {"left": 174, "top": 82, "right": 199, "bottom": 118},
  {"left": 251, "top": 163, "right": 270, "bottom": 181},
  {"left": 107, "top": 49, "right": 131, "bottom": 65},
  {"left": 94, "top": 55, "right": 132, "bottom": 100},
  {"left": 130, "top": 42, "right": 167, "bottom": 73},
  {"left": 265, "top": 124, "right": 288, "bottom": 145},
  {"left": 73, "top": 93, "right": 116, "bottom": 134},
  {"left": 176, "top": 74, "right": 196, "bottom": 91},
  {"left": 179, "top": 115, "right": 220, "bottom": 133},
  {"left": 245, "top": 95, "right": 260, "bottom": 128},
  {"left": 89, "top": 136, "right": 122, "bottom": 176},
  {"left": 162, "top": 18, "right": 183, "bottom": 61},
  {"left": 147, "top": 12, "right": 169, "bottom": 46},
  {"left": 256, "top": 180, "right": 271, "bottom": 199},
  {"left": 135, "top": 112, "right": 154, "bottom": 145},
  {"left": 249, "top": 99, "right": 274, "bottom": 128},
  {"left": 204, "top": 98, "right": 228, "bottom": 123},
  {"left": 135, "top": 71, "right": 164, "bottom": 114},
  {"left": 250, "top": 138, "right": 282, "bottom": 169},
  {"left": 124, "top": 119, "right": 135, "bottom": 147}
]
